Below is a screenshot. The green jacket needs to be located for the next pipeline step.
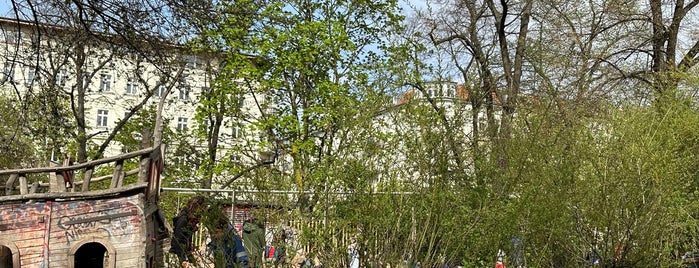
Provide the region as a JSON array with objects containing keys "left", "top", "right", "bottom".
[{"left": 242, "top": 221, "right": 265, "bottom": 267}]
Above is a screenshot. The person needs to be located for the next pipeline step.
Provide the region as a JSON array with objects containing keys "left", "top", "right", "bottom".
[
  {"left": 348, "top": 242, "right": 359, "bottom": 268},
  {"left": 273, "top": 227, "right": 288, "bottom": 267},
  {"left": 207, "top": 216, "right": 249, "bottom": 268},
  {"left": 242, "top": 218, "right": 265, "bottom": 267},
  {"left": 170, "top": 196, "right": 206, "bottom": 267},
  {"left": 495, "top": 249, "right": 506, "bottom": 268}
]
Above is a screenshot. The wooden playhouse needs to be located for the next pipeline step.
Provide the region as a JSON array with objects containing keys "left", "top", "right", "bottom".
[{"left": 0, "top": 145, "right": 168, "bottom": 268}]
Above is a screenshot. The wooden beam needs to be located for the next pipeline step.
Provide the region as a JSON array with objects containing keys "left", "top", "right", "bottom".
[
  {"left": 7, "top": 168, "right": 140, "bottom": 191},
  {"left": 0, "top": 147, "right": 156, "bottom": 176},
  {"left": 0, "top": 182, "right": 148, "bottom": 203}
]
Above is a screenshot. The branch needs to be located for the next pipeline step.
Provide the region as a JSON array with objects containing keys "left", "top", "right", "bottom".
[
  {"left": 404, "top": 82, "right": 464, "bottom": 169},
  {"left": 678, "top": 40, "right": 699, "bottom": 71},
  {"left": 86, "top": 130, "right": 108, "bottom": 139},
  {"left": 220, "top": 159, "right": 275, "bottom": 189}
]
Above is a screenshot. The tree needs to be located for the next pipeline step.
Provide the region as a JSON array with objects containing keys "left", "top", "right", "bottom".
[
  {"left": 649, "top": 0, "right": 699, "bottom": 107},
  {"left": 197, "top": 0, "right": 404, "bottom": 194},
  {"left": 2, "top": 0, "right": 194, "bottom": 164}
]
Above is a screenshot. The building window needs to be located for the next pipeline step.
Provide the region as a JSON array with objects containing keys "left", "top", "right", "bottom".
[
  {"left": 96, "top": 109, "right": 109, "bottom": 127},
  {"left": 2, "top": 62, "right": 14, "bottom": 83},
  {"left": 177, "top": 117, "right": 188, "bottom": 131},
  {"left": 99, "top": 73, "right": 112, "bottom": 92},
  {"left": 178, "top": 87, "right": 190, "bottom": 101},
  {"left": 154, "top": 85, "right": 165, "bottom": 97},
  {"left": 183, "top": 55, "right": 199, "bottom": 69},
  {"left": 126, "top": 78, "right": 138, "bottom": 95},
  {"left": 25, "top": 67, "right": 37, "bottom": 85},
  {"left": 30, "top": 34, "right": 40, "bottom": 47},
  {"left": 4, "top": 32, "right": 17, "bottom": 44},
  {"left": 232, "top": 126, "right": 240, "bottom": 139},
  {"left": 56, "top": 69, "right": 67, "bottom": 87}
]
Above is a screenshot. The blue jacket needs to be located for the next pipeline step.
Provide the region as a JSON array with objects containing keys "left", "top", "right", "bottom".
[{"left": 208, "top": 226, "right": 249, "bottom": 268}]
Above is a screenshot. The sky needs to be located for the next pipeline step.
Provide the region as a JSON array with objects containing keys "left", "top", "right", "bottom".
[{"left": 0, "top": 1, "right": 14, "bottom": 17}]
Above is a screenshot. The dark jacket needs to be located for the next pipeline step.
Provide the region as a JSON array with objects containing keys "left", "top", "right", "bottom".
[
  {"left": 242, "top": 221, "right": 265, "bottom": 267},
  {"left": 208, "top": 225, "right": 249, "bottom": 268},
  {"left": 170, "top": 212, "right": 197, "bottom": 262}
]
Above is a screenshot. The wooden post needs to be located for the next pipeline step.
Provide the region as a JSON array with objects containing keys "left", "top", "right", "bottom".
[
  {"left": 138, "top": 158, "right": 151, "bottom": 183},
  {"left": 110, "top": 160, "right": 124, "bottom": 189},
  {"left": 62, "top": 158, "right": 73, "bottom": 191},
  {"left": 5, "top": 174, "right": 17, "bottom": 195},
  {"left": 49, "top": 161, "right": 59, "bottom": 192},
  {"left": 82, "top": 167, "right": 94, "bottom": 192},
  {"left": 138, "top": 128, "right": 152, "bottom": 183},
  {"left": 30, "top": 181, "right": 39, "bottom": 194},
  {"left": 19, "top": 175, "right": 27, "bottom": 195},
  {"left": 56, "top": 171, "right": 67, "bottom": 192}
]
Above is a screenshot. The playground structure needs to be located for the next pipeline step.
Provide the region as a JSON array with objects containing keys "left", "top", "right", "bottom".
[{"left": 0, "top": 145, "right": 167, "bottom": 268}]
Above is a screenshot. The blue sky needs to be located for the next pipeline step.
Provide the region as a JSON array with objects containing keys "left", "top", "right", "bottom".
[{"left": 1, "top": 0, "right": 16, "bottom": 17}]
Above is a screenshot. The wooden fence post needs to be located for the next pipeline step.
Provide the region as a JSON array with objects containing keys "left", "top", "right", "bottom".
[
  {"left": 19, "top": 175, "right": 27, "bottom": 195},
  {"left": 5, "top": 174, "right": 18, "bottom": 195},
  {"left": 111, "top": 160, "right": 124, "bottom": 189},
  {"left": 82, "top": 167, "right": 94, "bottom": 192}
]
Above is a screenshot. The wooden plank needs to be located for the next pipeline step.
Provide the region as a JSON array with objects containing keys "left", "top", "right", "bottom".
[
  {"left": 0, "top": 182, "right": 147, "bottom": 203},
  {"left": 0, "top": 147, "right": 156, "bottom": 175},
  {"left": 14, "top": 238, "right": 46, "bottom": 251},
  {"left": 115, "top": 250, "right": 145, "bottom": 263},
  {"left": 62, "top": 212, "right": 133, "bottom": 225},
  {"left": 48, "top": 196, "right": 144, "bottom": 245},
  {"left": 0, "top": 220, "right": 39, "bottom": 230},
  {"left": 6, "top": 168, "right": 138, "bottom": 192},
  {"left": 81, "top": 166, "right": 94, "bottom": 192},
  {"left": 110, "top": 160, "right": 124, "bottom": 189},
  {"left": 62, "top": 158, "right": 73, "bottom": 192},
  {"left": 49, "top": 161, "right": 60, "bottom": 193},
  {"left": 19, "top": 175, "right": 27, "bottom": 195},
  {"left": 72, "top": 169, "right": 139, "bottom": 187},
  {"left": 56, "top": 171, "right": 67, "bottom": 192},
  {"left": 19, "top": 252, "right": 46, "bottom": 266},
  {"left": 5, "top": 173, "right": 17, "bottom": 195},
  {"left": 29, "top": 181, "right": 39, "bottom": 194},
  {"left": 16, "top": 244, "right": 44, "bottom": 256},
  {"left": 138, "top": 157, "right": 151, "bottom": 183}
]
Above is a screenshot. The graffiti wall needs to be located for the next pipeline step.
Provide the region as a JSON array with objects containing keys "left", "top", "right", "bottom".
[{"left": 0, "top": 194, "right": 146, "bottom": 268}]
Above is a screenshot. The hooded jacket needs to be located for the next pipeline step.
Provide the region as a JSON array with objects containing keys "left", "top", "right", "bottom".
[
  {"left": 208, "top": 225, "right": 249, "bottom": 268},
  {"left": 242, "top": 221, "right": 265, "bottom": 267},
  {"left": 171, "top": 211, "right": 197, "bottom": 262}
]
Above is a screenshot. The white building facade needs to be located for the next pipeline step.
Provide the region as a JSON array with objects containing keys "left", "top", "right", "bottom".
[{"left": 0, "top": 17, "right": 264, "bottom": 178}]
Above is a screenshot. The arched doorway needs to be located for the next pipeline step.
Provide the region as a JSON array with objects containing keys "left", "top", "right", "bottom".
[
  {"left": 0, "top": 245, "right": 13, "bottom": 268},
  {"left": 74, "top": 242, "right": 107, "bottom": 268},
  {"left": 68, "top": 238, "right": 115, "bottom": 268},
  {"left": 0, "top": 241, "right": 19, "bottom": 268}
]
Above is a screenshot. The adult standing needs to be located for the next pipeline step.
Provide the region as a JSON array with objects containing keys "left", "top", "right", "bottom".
[
  {"left": 207, "top": 215, "right": 249, "bottom": 268},
  {"left": 171, "top": 196, "right": 206, "bottom": 267},
  {"left": 243, "top": 218, "right": 265, "bottom": 267}
]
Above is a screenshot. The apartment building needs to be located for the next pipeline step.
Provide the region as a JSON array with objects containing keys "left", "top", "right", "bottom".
[{"left": 0, "top": 17, "right": 263, "bottom": 178}]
